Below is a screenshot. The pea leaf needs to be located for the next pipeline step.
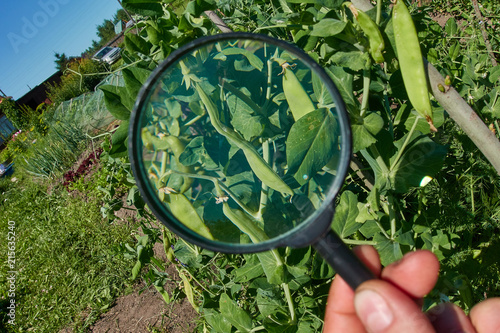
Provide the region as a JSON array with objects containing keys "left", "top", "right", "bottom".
[
  {"left": 326, "top": 66, "right": 358, "bottom": 113},
  {"left": 389, "top": 132, "right": 447, "bottom": 193},
  {"left": 174, "top": 239, "right": 203, "bottom": 268},
  {"left": 256, "top": 287, "right": 283, "bottom": 318},
  {"left": 404, "top": 109, "right": 445, "bottom": 134},
  {"left": 233, "top": 254, "right": 265, "bottom": 282},
  {"left": 121, "top": 0, "right": 164, "bottom": 17},
  {"left": 99, "top": 85, "right": 132, "bottom": 120},
  {"left": 286, "top": 108, "right": 338, "bottom": 185},
  {"left": 221, "top": 47, "right": 264, "bottom": 71},
  {"left": 351, "top": 112, "right": 384, "bottom": 153},
  {"left": 310, "top": 19, "right": 347, "bottom": 37},
  {"left": 331, "top": 191, "right": 362, "bottom": 239},
  {"left": 330, "top": 51, "right": 371, "bottom": 71},
  {"left": 312, "top": 72, "right": 334, "bottom": 107},
  {"left": 124, "top": 33, "right": 152, "bottom": 55},
  {"left": 231, "top": 111, "right": 265, "bottom": 141},
  {"left": 219, "top": 293, "right": 253, "bottom": 333},
  {"left": 374, "top": 233, "right": 403, "bottom": 266},
  {"left": 109, "top": 120, "right": 130, "bottom": 158},
  {"left": 257, "top": 250, "right": 285, "bottom": 284},
  {"left": 179, "top": 136, "right": 218, "bottom": 169},
  {"left": 122, "top": 67, "right": 152, "bottom": 98},
  {"left": 203, "top": 309, "right": 232, "bottom": 333},
  {"left": 445, "top": 18, "right": 458, "bottom": 36}
]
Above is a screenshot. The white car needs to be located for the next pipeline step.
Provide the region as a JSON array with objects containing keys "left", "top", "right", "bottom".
[{"left": 92, "top": 47, "right": 121, "bottom": 65}]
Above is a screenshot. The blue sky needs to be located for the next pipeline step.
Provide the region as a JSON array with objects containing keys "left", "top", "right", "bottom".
[{"left": 0, "top": 0, "right": 122, "bottom": 100}]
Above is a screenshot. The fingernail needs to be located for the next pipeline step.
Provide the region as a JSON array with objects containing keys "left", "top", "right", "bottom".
[{"left": 354, "top": 289, "right": 394, "bottom": 333}]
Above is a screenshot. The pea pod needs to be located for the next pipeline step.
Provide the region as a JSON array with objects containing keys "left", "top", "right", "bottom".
[
  {"left": 347, "top": 3, "right": 385, "bottom": 63},
  {"left": 179, "top": 272, "right": 198, "bottom": 312},
  {"left": 195, "top": 83, "right": 294, "bottom": 197},
  {"left": 281, "top": 65, "right": 315, "bottom": 120},
  {"left": 142, "top": 128, "right": 193, "bottom": 192},
  {"left": 222, "top": 202, "right": 269, "bottom": 243},
  {"left": 393, "top": 0, "right": 436, "bottom": 132},
  {"left": 168, "top": 193, "right": 214, "bottom": 240},
  {"left": 162, "top": 227, "right": 175, "bottom": 262}
]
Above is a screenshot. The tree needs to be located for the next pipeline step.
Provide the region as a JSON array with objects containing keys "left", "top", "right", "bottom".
[
  {"left": 96, "top": 20, "right": 116, "bottom": 44},
  {"left": 114, "top": 9, "right": 130, "bottom": 23},
  {"left": 54, "top": 52, "right": 70, "bottom": 71}
]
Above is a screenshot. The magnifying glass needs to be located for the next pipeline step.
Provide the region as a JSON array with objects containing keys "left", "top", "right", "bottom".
[{"left": 129, "top": 32, "right": 375, "bottom": 290}]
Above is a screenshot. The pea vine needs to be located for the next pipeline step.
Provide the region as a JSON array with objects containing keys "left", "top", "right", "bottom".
[{"left": 95, "top": 0, "right": 500, "bottom": 331}]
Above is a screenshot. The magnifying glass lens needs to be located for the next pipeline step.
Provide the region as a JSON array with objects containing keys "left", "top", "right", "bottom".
[{"left": 131, "top": 35, "right": 349, "bottom": 251}]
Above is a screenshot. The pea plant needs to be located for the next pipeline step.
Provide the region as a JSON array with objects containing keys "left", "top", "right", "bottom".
[{"left": 98, "top": 0, "right": 499, "bottom": 331}]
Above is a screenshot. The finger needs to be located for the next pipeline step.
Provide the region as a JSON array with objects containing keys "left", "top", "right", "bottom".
[
  {"left": 470, "top": 298, "right": 500, "bottom": 333},
  {"left": 381, "top": 250, "right": 440, "bottom": 299},
  {"left": 354, "top": 280, "right": 436, "bottom": 333},
  {"left": 323, "top": 246, "right": 381, "bottom": 333},
  {"left": 425, "top": 302, "right": 476, "bottom": 333}
]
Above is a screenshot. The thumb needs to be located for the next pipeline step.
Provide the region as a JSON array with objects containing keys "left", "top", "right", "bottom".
[{"left": 354, "top": 280, "right": 436, "bottom": 333}]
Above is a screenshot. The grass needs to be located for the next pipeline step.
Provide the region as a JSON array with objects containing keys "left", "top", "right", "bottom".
[{"left": 0, "top": 175, "right": 137, "bottom": 332}]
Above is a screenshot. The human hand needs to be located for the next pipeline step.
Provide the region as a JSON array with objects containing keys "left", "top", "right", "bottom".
[{"left": 323, "top": 245, "right": 500, "bottom": 333}]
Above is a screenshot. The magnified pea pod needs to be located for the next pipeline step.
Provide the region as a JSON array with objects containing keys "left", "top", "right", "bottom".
[
  {"left": 195, "top": 83, "right": 294, "bottom": 197},
  {"left": 167, "top": 192, "right": 214, "bottom": 240},
  {"left": 141, "top": 128, "right": 193, "bottom": 193},
  {"left": 281, "top": 62, "right": 316, "bottom": 121}
]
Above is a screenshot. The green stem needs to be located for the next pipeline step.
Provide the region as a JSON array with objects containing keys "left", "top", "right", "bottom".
[
  {"left": 369, "top": 145, "right": 390, "bottom": 175},
  {"left": 390, "top": 116, "right": 419, "bottom": 171},
  {"left": 360, "top": 68, "right": 372, "bottom": 118},
  {"left": 282, "top": 282, "right": 296, "bottom": 324},
  {"left": 182, "top": 114, "right": 204, "bottom": 128},
  {"left": 387, "top": 193, "right": 397, "bottom": 239},
  {"left": 180, "top": 267, "right": 217, "bottom": 297},
  {"left": 258, "top": 140, "right": 270, "bottom": 219},
  {"left": 222, "top": 80, "right": 264, "bottom": 116},
  {"left": 376, "top": 0, "right": 382, "bottom": 25},
  {"left": 160, "top": 150, "right": 168, "bottom": 176},
  {"left": 164, "top": 169, "right": 259, "bottom": 218},
  {"left": 343, "top": 239, "right": 377, "bottom": 246},
  {"left": 375, "top": 219, "right": 391, "bottom": 239}
]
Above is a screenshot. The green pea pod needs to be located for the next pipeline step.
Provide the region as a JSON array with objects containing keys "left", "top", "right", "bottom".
[
  {"left": 179, "top": 272, "right": 198, "bottom": 312},
  {"left": 142, "top": 129, "right": 193, "bottom": 192},
  {"left": 393, "top": 0, "right": 436, "bottom": 132},
  {"left": 222, "top": 202, "right": 269, "bottom": 243},
  {"left": 282, "top": 67, "right": 316, "bottom": 121},
  {"left": 195, "top": 83, "right": 294, "bottom": 197},
  {"left": 163, "top": 135, "right": 193, "bottom": 193},
  {"left": 162, "top": 227, "right": 175, "bottom": 262},
  {"left": 347, "top": 3, "right": 385, "bottom": 63},
  {"left": 168, "top": 193, "right": 214, "bottom": 240}
]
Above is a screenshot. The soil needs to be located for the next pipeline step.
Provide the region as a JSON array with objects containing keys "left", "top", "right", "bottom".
[{"left": 87, "top": 274, "right": 198, "bottom": 333}]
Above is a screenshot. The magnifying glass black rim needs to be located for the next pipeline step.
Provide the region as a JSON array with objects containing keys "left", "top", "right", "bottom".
[{"left": 129, "top": 32, "right": 352, "bottom": 254}]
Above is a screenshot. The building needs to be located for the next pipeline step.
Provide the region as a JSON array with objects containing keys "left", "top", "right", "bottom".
[{"left": 16, "top": 71, "right": 63, "bottom": 111}]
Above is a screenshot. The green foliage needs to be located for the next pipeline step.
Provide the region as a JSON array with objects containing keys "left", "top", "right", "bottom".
[
  {"left": 16, "top": 123, "right": 87, "bottom": 179},
  {"left": 5, "top": 0, "right": 496, "bottom": 331},
  {"left": 95, "top": 0, "right": 500, "bottom": 330},
  {"left": 0, "top": 98, "right": 40, "bottom": 132},
  {"left": 54, "top": 52, "right": 70, "bottom": 71},
  {"left": 0, "top": 179, "right": 135, "bottom": 332},
  {"left": 45, "top": 58, "right": 108, "bottom": 105}
]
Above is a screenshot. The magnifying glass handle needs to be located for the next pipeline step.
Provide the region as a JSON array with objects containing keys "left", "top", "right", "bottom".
[{"left": 313, "top": 230, "right": 376, "bottom": 290}]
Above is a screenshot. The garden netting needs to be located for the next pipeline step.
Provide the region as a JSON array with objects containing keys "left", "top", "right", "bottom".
[{"left": 49, "top": 71, "right": 124, "bottom": 134}]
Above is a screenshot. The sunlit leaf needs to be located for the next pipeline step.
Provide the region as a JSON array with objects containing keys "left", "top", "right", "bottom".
[
  {"left": 219, "top": 293, "right": 253, "bottom": 332},
  {"left": 331, "top": 191, "right": 362, "bottom": 238}
]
